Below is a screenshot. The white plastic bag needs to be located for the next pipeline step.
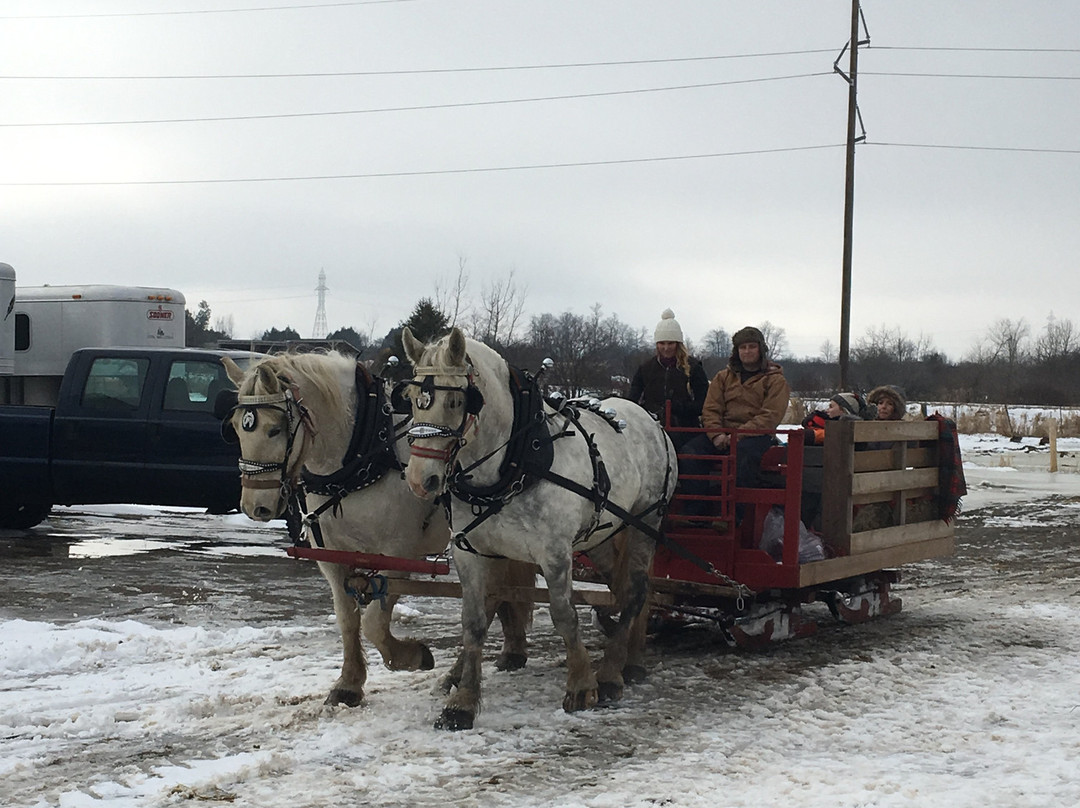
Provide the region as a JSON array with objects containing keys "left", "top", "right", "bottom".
[{"left": 759, "top": 506, "right": 824, "bottom": 563}]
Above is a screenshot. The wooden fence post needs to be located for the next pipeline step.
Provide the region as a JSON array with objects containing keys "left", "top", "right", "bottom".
[{"left": 1049, "top": 419, "right": 1058, "bottom": 473}]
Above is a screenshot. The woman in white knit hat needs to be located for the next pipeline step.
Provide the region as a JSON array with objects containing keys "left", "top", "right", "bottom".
[{"left": 627, "top": 309, "right": 708, "bottom": 447}]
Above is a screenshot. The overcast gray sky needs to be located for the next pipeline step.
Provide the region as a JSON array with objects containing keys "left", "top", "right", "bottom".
[{"left": 2, "top": 1, "right": 1077, "bottom": 360}]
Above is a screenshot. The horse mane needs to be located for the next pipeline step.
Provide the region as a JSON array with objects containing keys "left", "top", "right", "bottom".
[{"left": 242, "top": 351, "right": 356, "bottom": 419}]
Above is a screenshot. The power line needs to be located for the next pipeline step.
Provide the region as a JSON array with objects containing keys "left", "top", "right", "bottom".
[
  {"left": 874, "top": 46, "right": 1080, "bottom": 54},
  {"left": 0, "top": 143, "right": 843, "bottom": 187},
  {"left": 0, "top": 72, "right": 830, "bottom": 128},
  {"left": 869, "top": 141, "right": 1080, "bottom": 155},
  {"left": 3, "top": 140, "right": 1074, "bottom": 187},
  {"left": 0, "top": 50, "right": 837, "bottom": 81},
  {"left": 865, "top": 71, "right": 1080, "bottom": 81},
  {"left": 0, "top": 1, "right": 418, "bottom": 19}
]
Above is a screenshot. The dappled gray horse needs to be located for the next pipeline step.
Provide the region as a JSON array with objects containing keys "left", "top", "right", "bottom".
[{"left": 401, "top": 327, "right": 676, "bottom": 730}]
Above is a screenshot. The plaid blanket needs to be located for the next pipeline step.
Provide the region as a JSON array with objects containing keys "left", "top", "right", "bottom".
[{"left": 928, "top": 413, "right": 967, "bottom": 523}]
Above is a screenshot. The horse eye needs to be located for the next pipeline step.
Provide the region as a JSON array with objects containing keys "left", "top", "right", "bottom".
[{"left": 268, "top": 426, "right": 282, "bottom": 438}]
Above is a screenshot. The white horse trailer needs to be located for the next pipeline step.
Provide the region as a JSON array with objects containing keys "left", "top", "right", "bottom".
[
  {"left": 2, "top": 284, "right": 186, "bottom": 406},
  {"left": 0, "top": 264, "right": 15, "bottom": 378}
]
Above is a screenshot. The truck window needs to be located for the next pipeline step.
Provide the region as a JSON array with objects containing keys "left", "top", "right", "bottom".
[
  {"left": 165, "top": 359, "right": 230, "bottom": 412},
  {"left": 81, "top": 357, "right": 149, "bottom": 410},
  {"left": 14, "top": 313, "right": 30, "bottom": 351}
]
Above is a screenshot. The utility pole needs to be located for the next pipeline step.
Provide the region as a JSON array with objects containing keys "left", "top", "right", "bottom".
[{"left": 836, "top": 0, "right": 868, "bottom": 389}]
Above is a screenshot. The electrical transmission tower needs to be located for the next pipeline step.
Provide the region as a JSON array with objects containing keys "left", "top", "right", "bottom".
[{"left": 312, "top": 270, "right": 329, "bottom": 339}]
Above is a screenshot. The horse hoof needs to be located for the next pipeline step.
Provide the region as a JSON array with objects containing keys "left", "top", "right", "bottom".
[
  {"left": 325, "top": 688, "right": 364, "bottom": 707},
  {"left": 597, "top": 681, "right": 624, "bottom": 705},
  {"left": 562, "top": 688, "right": 599, "bottom": 713},
  {"left": 495, "top": 652, "right": 527, "bottom": 672},
  {"left": 420, "top": 646, "right": 435, "bottom": 671},
  {"left": 435, "top": 708, "right": 474, "bottom": 731},
  {"left": 622, "top": 664, "right": 647, "bottom": 685}
]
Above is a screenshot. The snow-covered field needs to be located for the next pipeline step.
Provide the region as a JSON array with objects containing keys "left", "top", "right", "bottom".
[{"left": 2, "top": 435, "right": 1079, "bottom": 807}]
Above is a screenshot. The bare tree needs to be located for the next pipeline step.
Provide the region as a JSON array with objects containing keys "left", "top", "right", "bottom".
[
  {"left": 471, "top": 269, "right": 527, "bottom": 347},
  {"left": 819, "top": 338, "right": 838, "bottom": 363},
  {"left": 213, "top": 313, "right": 234, "bottom": 339},
  {"left": 852, "top": 324, "right": 937, "bottom": 364},
  {"left": 700, "top": 327, "right": 730, "bottom": 359},
  {"left": 983, "top": 318, "right": 1031, "bottom": 365},
  {"left": 434, "top": 256, "right": 471, "bottom": 330},
  {"left": 758, "top": 321, "right": 789, "bottom": 360},
  {"left": 527, "top": 305, "right": 642, "bottom": 397},
  {"left": 1034, "top": 313, "right": 1078, "bottom": 362}
]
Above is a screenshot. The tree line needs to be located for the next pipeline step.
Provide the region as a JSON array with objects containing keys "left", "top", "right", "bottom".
[{"left": 186, "top": 287, "right": 1080, "bottom": 406}]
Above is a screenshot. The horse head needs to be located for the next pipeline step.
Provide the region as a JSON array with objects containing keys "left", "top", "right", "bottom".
[
  {"left": 222, "top": 355, "right": 317, "bottom": 521},
  {"left": 400, "top": 326, "right": 486, "bottom": 499}
]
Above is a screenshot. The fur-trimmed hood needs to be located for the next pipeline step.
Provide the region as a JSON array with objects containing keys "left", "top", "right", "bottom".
[{"left": 867, "top": 385, "right": 907, "bottom": 420}]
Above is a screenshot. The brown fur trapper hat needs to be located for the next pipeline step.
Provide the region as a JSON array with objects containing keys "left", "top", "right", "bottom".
[
  {"left": 867, "top": 385, "right": 906, "bottom": 420},
  {"left": 732, "top": 326, "right": 765, "bottom": 349}
]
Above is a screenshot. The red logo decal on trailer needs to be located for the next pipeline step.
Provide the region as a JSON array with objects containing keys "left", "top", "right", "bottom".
[{"left": 147, "top": 305, "right": 174, "bottom": 321}]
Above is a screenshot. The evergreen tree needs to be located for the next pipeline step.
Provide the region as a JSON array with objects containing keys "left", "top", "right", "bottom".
[{"left": 260, "top": 326, "right": 302, "bottom": 342}]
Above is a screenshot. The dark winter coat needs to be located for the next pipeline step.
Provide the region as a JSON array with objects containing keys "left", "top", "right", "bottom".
[{"left": 628, "top": 357, "right": 709, "bottom": 429}]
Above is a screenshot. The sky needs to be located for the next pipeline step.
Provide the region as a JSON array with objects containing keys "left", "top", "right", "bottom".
[
  {"left": 3, "top": 438, "right": 1080, "bottom": 807},
  {"left": 1, "top": 1, "right": 1078, "bottom": 360}
]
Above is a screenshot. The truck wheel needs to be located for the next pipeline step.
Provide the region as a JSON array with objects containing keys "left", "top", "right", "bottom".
[{"left": 0, "top": 502, "right": 52, "bottom": 530}]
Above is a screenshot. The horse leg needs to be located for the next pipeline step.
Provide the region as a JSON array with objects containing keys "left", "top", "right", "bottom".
[
  {"left": 361, "top": 583, "right": 435, "bottom": 672},
  {"left": 490, "top": 559, "right": 535, "bottom": 672},
  {"left": 595, "top": 532, "right": 654, "bottom": 703},
  {"left": 541, "top": 556, "right": 598, "bottom": 712},
  {"left": 436, "top": 552, "right": 490, "bottom": 731},
  {"left": 318, "top": 561, "right": 368, "bottom": 707},
  {"left": 437, "top": 559, "right": 535, "bottom": 694}
]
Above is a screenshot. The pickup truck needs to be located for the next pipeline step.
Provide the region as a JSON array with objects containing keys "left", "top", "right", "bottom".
[{"left": 0, "top": 347, "right": 261, "bottom": 529}]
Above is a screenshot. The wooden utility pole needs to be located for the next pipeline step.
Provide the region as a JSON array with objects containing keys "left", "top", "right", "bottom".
[{"left": 838, "top": 0, "right": 865, "bottom": 390}]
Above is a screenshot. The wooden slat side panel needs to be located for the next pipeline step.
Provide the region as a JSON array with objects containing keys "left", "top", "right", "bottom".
[
  {"left": 853, "top": 447, "right": 936, "bottom": 472},
  {"left": 797, "top": 536, "right": 955, "bottom": 587},
  {"left": 822, "top": 419, "right": 856, "bottom": 553},
  {"left": 851, "top": 467, "right": 939, "bottom": 496},
  {"left": 849, "top": 519, "right": 954, "bottom": 554},
  {"left": 851, "top": 486, "right": 936, "bottom": 506},
  {"left": 852, "top": 420, "right": 938, "bottom": 443}
]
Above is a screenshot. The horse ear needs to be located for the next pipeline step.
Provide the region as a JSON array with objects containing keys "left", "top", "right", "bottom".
[
  {"left": 402, "top": 327, "right": 425, "bottom": 366},
  {"left": 256, "top": 363, "right": 280, "bottom": 392},
  {"left": 448, "top": 327, "right": 466, "bottom": 366},
  {"left": 222, "top": 356, "right": 245, "bottom": 386}
]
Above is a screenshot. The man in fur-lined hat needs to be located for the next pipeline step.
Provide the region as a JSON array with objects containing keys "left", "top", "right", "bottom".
[{"left": 680, "top": 325, "right": 791, "bottom": 522}]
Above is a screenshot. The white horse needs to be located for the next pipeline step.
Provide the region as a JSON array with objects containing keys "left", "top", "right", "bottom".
[
  {"left": 222, "top": 351, "right": 534, "bottom": 707},
  {"left": 400, "top": 327, "right": 677, "bottom": 730}
]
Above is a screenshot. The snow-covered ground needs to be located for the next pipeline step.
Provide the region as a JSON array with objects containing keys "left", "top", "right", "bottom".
[{"left": 2, "top": 435, "right": 1079, "bottom": 808}]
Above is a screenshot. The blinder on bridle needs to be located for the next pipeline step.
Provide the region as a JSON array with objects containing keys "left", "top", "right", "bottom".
[
  {"left": 219, "top": 381, "right": 317, "bottom": 495},
  {"left": 216, "top": 389, "right": 241, "bottom": 443},
  {"left": 392, "top": 368, "right": 484, "bottom": 443}
]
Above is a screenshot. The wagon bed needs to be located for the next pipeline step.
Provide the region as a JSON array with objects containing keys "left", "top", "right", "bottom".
[{"left": 648, "top": 417, "right": 957, "bottom": 642}]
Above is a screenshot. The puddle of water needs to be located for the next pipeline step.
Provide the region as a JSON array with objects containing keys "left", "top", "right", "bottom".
[{"left": 68, "top": 538, "right": 177, "bottom": 558}]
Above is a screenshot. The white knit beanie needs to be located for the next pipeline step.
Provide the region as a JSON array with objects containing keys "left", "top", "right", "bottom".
[{"left": 654, "top": 309, "right": 684, "bottom": 343}]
